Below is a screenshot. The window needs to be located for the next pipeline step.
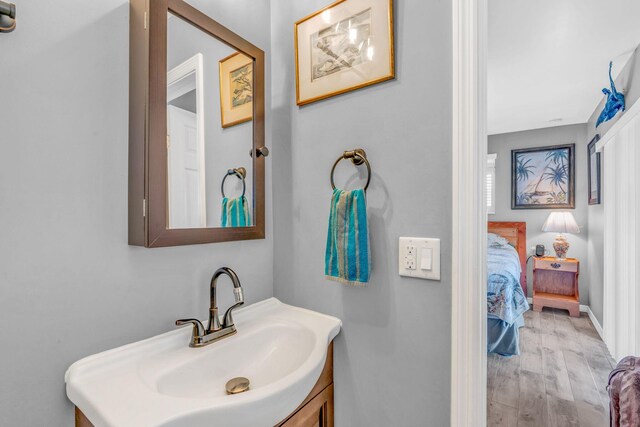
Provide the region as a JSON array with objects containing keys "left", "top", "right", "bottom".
[{"left": 487, "top": 154, "right": 497, "bottom": 215}]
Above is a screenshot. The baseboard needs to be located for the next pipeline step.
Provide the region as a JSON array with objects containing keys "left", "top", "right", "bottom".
[
  {"left": 585, "top": 306, "right": 605, "bottom": 340},
  {"left": 525, "top": 298, "right": 604, "bottom": 340}
]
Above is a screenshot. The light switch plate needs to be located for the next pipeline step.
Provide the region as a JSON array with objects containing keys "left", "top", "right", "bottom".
[{"left": 399, "top": 237, "right": 441, "bottom": 280}]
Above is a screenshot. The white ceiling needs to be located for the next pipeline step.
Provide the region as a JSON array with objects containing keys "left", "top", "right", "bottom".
[{"left": 488, "top": 0, "right": 640, "bottom": 135}]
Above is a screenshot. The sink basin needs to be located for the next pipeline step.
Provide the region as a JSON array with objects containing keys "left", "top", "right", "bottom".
[{"left": 65, "top": 298, "right": 341, "bottom": 427}]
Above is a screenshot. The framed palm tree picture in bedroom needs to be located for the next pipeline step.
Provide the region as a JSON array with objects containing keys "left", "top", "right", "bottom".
[{"left": 511, "top": 143, "right": 575, "bottom": 209}]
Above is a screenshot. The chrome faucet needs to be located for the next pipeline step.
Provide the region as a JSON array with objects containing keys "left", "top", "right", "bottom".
[{"left": 176, "top": 267, "right": 244, "bottom": 347}]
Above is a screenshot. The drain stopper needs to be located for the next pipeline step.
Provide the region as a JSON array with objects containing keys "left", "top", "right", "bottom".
[{"left": 225, "top": 377, "right": 250, "bottom": 394}]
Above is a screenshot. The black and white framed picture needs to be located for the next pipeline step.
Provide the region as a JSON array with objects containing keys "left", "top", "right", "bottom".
[
  {"left": 294, "top": 0, "right": 395, "bottom": 106},
  {"left": 588, "top": 134, "right": 601, "bottom": 205}
]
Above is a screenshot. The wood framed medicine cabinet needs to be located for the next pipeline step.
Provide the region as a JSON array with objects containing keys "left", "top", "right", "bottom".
[{"left": 129, "top": 0, "right": 267, "bottom": 247}]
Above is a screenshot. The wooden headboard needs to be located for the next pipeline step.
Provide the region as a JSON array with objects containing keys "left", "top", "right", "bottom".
[{"left": 488, "top": 221, "right": 527, "bottom": 296}]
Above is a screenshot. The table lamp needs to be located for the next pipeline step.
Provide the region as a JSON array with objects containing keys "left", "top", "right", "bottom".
[{"left": 542, "top": 212, "right": 580, "bottom": 260}]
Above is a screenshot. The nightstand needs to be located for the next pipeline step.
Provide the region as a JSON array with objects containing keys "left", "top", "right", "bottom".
[{"left": 532, "top": 256, "right": 580, "bottom": 317}]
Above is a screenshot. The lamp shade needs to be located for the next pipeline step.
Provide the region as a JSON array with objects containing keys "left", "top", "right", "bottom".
[{"left": 542, "top": 212, "right": 580, "bottom": 234}]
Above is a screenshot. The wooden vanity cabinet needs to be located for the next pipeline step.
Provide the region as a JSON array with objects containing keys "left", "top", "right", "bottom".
[
  {"left": 75, "top": 343, "right": 334, "bottom": 427},
  {"left": 279, "top": 384, "right": 333, "bottom": 427},
  {"left": 75, "top": 408, "right": 93, "bottom": 427},
  {"left": 276, "top": 343, "right": 334, "bottom": 427}
]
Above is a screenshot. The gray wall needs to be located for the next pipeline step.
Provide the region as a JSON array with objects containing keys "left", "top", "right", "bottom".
[
  {"left": 0, "top": 0, "right": 272, "bottom": 425},
  {"left": 488, "top": 124, "right": 590, "bottom": 303},
  {"left": 585, "top": 46, "right": 640, "bottom": 325},
  {"left": 1, "top": 0, "right": 454, "bottom": 425},
  {"left": 271, "top": 1, "right": 453, "bottom": 425}
]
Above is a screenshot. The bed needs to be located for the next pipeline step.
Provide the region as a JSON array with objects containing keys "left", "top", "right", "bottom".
[{"left": 487, "top": 222, "right": 529, "bottom": 356}]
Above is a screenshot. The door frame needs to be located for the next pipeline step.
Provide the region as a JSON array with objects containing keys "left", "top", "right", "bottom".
[
  {"left": 451, "top": 0, "right": 488, "bottom": 425},
  {"left": 167, "top": 53, "right": 207, "bottom": 228}
]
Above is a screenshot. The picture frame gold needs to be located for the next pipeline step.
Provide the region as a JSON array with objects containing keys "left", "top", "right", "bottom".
[
  {"left": 219, "top": 52, "right": 253, "bottom": 128},
  {"left": 294, "top": 0, "right": 395, "bottom": 106}
]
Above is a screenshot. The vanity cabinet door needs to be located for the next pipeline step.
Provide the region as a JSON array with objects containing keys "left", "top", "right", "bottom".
[{"left": 280, "top": 384, "right": 334, "bottom": 427}]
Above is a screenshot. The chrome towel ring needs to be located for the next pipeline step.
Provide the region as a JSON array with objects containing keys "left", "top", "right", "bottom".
[
  {"left": 0, "top": 1, "right": 16, "bottom": 33},
  {"left": 330, "top": 148, "right": 371, "bottom": 192},
  {"left": 221, "top": 167, "right": 247, "bottom": 198}
]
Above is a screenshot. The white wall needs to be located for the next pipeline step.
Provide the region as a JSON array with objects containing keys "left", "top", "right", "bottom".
[
  {"left": 586, "top": 46, "right": 640, "bottom": 325},
  {"left": 271, "top": 1, "right": 453, "bottom": 425},
  {"left": 596, "top": 111, "right": 640, "bottom": 361},
  {"left": 488, "top": 124, "right": 590, "bottom": 303},
  {"left": 0, "top": 0, "right": 272, "bottom": 425}
]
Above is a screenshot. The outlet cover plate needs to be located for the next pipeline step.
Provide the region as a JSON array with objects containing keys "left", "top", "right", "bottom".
[{"left": 399, "top": 237, "right": 441, "bottom": 280}]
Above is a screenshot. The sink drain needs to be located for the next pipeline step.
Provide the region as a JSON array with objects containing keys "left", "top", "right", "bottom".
[{"left": 225, "top": 377, "right": 250, "bottom": 394}]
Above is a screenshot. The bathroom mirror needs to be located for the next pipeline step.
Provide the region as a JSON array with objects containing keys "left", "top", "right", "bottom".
[
  {"left": 167, "top": 12, "right": 254, "bottom": 229},
  {"left": 129, "top": 0, "right": 266, "bottom": 247}
]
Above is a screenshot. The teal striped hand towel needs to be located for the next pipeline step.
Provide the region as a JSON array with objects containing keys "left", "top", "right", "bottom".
[
  {"left": 221, "top": 196, "right": 251, "bottom": 227},
  {"left": 325, "top": 188, "right": 370, "bottom": 286}
]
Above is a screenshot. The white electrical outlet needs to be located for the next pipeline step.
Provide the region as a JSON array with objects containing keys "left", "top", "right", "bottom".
[
  {"left": 405, "top": 256, "right": 416, "bottom": 269},
  {"left": 399, "top": 237, "right": 441, "bottom": 280},
  {"left": 403, "top": 244, "right": 416, "bottom": 269}
]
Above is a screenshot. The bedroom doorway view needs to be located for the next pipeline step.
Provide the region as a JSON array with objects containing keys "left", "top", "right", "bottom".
[{"left": 485, "top": 1, "right": 640, "bottom": 425}]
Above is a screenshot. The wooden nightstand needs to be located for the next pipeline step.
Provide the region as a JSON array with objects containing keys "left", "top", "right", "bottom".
[{"left": 532, "top": 256, "right": 580, "bottom": 317}]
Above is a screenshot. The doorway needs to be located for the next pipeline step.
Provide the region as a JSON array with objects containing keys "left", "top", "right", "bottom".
[{"left": 451, "top": 1, "right": 639, "bottom": 425}]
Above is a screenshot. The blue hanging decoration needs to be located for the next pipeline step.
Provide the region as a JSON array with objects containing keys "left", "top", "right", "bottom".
[{"left": 596, "top": 61, "right": 625, "bottom": 128}]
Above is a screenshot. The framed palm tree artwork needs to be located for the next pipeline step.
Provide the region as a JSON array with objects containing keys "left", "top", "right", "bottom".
[{"left": 511, "top": 144, "right": 575, "bottom": 209}]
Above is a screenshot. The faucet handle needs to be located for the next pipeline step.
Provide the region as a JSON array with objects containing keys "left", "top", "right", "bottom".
[{"left": 175, "top": 318, "right": 205, "bottom": 338}]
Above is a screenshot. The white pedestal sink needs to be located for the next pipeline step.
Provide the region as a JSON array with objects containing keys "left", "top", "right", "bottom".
[{"left": 65, "top": 298, "right": 341, "bottom": 427}]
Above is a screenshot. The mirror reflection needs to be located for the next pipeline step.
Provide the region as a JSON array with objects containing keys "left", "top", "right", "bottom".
[{"left": 167, "top": 12, "right": 254, "bottom": 229}]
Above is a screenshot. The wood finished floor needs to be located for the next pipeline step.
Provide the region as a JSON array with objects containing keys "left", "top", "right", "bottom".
[{"left": 487, "top": 308, "right": 616, "bottom": 427}]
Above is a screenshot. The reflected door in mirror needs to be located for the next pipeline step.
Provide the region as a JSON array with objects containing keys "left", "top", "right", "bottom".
[{"left": 167, "top": 105, "right": 205, "bottom": 228}]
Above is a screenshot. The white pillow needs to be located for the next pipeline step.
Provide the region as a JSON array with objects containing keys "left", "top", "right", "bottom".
[{"left": 487, "top": 233, "right": 510, "bottom": 248}]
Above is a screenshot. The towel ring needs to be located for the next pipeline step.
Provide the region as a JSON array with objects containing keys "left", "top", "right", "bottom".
[
  {"left": 330, "top": 148, "right": 371, "bottom": 192},
  {"left": 221, "top": 167, "right": 246, "bottom": 198}
]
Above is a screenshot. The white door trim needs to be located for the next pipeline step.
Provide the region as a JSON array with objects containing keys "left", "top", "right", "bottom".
[
  {"left": 167, "top": 53, "right": 204, "bottom": 102},
  {"left": 167, "top": 53, "right": 207, "bottom": 227},
  {"left": 451, "top": 0, "right": 488, "bottom": 425},
  {"left": 599, "top": 108, "right": 640, "bottom": 362}
]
